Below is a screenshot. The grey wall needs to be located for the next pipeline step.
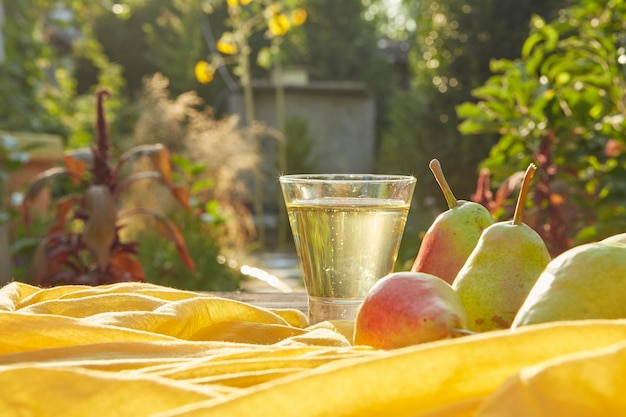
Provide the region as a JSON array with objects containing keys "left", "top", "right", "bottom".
[{"left": 227, "top": 80, "right": 376, "bottom": 174}]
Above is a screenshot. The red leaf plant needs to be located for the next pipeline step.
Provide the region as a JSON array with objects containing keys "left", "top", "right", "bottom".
[
  {"left": 470, "top": 133, "right": 577, "bottom": 257},
  {"left": 21, "top": 89, "right": 196, "bottom": 286}
]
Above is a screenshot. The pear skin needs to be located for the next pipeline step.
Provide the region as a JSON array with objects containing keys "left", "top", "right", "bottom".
[
  {"left": 511, "top": 240, "right": 626, "bottom": 328},
  {"left": 354, "top": 272, "right": 469, "bottom": 349},
  {"left": 602, "top": 231, "right": 626, "bottom": 246},
  {"left": 452, "top": 164, "right": 552, "bottom": 332},
  {"left": 411, "top": 159, "right": 494, "bottom": 284}
]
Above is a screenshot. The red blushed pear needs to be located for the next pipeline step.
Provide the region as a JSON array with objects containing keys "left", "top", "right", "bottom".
[
  {"left": 452, "top": 163, "right": 552, "bottom": 332},
  {"left": 354, "top": 272, "right": 469, "bottom": 350},
  {"left": 411, "top": 159, "right": 494, "bottom": 284}
]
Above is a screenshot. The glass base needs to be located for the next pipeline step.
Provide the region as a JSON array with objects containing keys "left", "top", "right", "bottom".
[{"left": 308, "top": 296, "right": 363, "bottom": 324}]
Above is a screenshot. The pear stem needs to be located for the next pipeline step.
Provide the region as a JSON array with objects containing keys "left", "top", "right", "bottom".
[
  {"left": 513, "top": 163, "right": 537, "bottom": 225},
  {"left": 429, "top": 159, "right": 458, "bottom": 210},
  {"left": 451, "top": 328, "right": 477, "bottom": 336}
]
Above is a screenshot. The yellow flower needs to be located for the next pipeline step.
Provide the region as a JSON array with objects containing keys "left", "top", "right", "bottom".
[
  {"left": 217, "top": 33, "right": 238, "bottom": 55},
  {"left": 194, "top": 61, "right": 216, "bottom": 84},
  {"left": 291, "top": 8, "right": 307, "bottom": 26},
  {"left": 227, "top": 0, "right": 251, "bottom": 8},
  {"left": 268, "top": 12, "right": 291, "bottom": 36}
]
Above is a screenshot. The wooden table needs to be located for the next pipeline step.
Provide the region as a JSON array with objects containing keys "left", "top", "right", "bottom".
[{"left": 212, "top": 291, "right": 309, "bottom": 314}]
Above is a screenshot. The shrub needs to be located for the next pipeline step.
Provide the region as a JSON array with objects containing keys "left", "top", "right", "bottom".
[{"left": 457, "top": 0, "right": 626, "bottom": 254}]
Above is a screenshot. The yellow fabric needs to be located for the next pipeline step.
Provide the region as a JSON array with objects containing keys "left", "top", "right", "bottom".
[{"left": 0, "top": 281, "right": 625, "bottom": 416}]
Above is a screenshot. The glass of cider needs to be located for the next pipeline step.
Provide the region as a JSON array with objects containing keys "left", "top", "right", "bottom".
[{"left": 279, "top": 174, "right": 416, "bottom": 324}]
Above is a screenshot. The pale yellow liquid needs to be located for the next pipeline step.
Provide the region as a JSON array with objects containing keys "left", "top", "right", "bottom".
[{"left": 286, "top": 197, "right": 410, "bottom": 322}]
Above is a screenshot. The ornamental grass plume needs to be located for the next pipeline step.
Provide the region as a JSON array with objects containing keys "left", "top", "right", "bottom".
[{"left": 129, "top": 73, "right": 261, "bottom": 251}]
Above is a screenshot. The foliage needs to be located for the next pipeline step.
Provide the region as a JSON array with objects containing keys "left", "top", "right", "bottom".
[
  {"left": 89, "top": 0, "right": 210, "bottom": 100},
  {"left": 134, "top": 220, "right": 243, "bottom": 291},
  {"left": 20, "top": 90, "right": 195, "bottom": 286},
  {"left": 0, "top": 0, "right": 64, "bottom": 134},
  {"left": 457, "top": 0, "right": 626, "bottom": 254},
  {"left": 282, "top": 0, "right": 397, "bottom": 143},
  {"left": 377, "top": 0, "right": 568, "bottom": 264},
  {"left": 379, "top": 0, "right": 567, "bottom": 202},
  {"left": 134, "top": 154, "right": 245, "bottom": 292},
  {"left": 8, "top": 216, "right": 49, "bottom": 282},
  {"left": 283, "top": 116, "right": 318, "bottom": 174},
  {"left": 0, "top": 133, "right": 34, "bottom": 283},
  {"left": 0, "top": 0, "right": 125, "bottom": 143},
  {"left": 1, "top": 134, "right": 42, "bottom": 282},
  {"left": 280, "top": 0, "right": 388, "bottom": 82},
  {"left": 0, "top": 134, "right": 34, "bottom": 222}
]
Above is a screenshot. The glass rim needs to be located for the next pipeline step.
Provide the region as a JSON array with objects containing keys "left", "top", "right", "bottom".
[{"left": 279, "top": 173, "right": 416, "bottom": 184}]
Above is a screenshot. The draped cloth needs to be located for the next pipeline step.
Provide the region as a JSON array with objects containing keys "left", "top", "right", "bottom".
[{"left": 1, "top": 281, "right": 625, "bottom": 416}]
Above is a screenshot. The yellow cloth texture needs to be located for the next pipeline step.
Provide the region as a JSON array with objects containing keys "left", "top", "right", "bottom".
[{"left": 1, "top": 281, "right": 625, "bottom": 417}]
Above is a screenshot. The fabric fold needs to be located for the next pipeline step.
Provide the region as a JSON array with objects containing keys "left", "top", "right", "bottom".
[{"left": 1, "top": 281, "right": 625, "bottom": 417}]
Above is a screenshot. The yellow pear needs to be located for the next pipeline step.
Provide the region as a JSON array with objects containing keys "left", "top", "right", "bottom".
[
  {"left": 452, "top": 164, "right": 551, "bottom": 332},
  {"left": 511, "top": 235, "right": 626, "bottom": 328}
]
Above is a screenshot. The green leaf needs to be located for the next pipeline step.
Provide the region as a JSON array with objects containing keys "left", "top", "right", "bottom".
[
  {"left": 472, "top": 84, "right": 511, "bottom": 101},
  {"left": 204, "top": 199, "right": 221, "bottom": 214},
  {"left": 542, "top": 23, "right": 560, "bottom": 51},
  {"left": 529, "top": 14, "right": 547, "bottom": 32},
  {"left": 456, "top": 102, "right": 484, "bottom": 119},
  {"left": 589, "top": 102, "right": 604, "bottom": 119},
  {"left": 555, "top": 72, "right": 571, "bottom": 85},
  {"left": 525, "top": 44, "right": 545, "bottom": 74},
  {"left": 120, "top": 207, "right": 196, "bottom": 272},
  {"left": 191, "top": 177, "right": 215, "bottom": 195},
  {"left": 172, "top": 154, "right": 192, "bottom": 173},
  {"left": 489, "top": 59, "right": 516, "bottom": 73},
  {"left": 522, "top": 29, "right": 545, "bottom": 59},
  {"left": 458, "top": 119, "right": 502, "bottom": 135}
]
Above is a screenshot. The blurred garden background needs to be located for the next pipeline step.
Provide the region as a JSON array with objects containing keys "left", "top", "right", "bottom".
[{"left": 1, "top": 0, "right": 625, "bottom": 291}]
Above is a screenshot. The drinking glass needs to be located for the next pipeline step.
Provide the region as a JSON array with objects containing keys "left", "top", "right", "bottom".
[{"left": 279, "top": 174, "right": 416, "bottom": 324}]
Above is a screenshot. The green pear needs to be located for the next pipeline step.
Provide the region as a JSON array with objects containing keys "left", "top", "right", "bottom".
[
  {"left": 452, "top": 163, "right": 552, "bottom": 332},
  {"left": 410, "top": 159, "right": 494, "bottom": 284},
  {"left": 601, "top": 232, "right": 626, "bottom": 246},
  {"left": 511, "top": 236, "right": 626, "bottom": 328}
]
